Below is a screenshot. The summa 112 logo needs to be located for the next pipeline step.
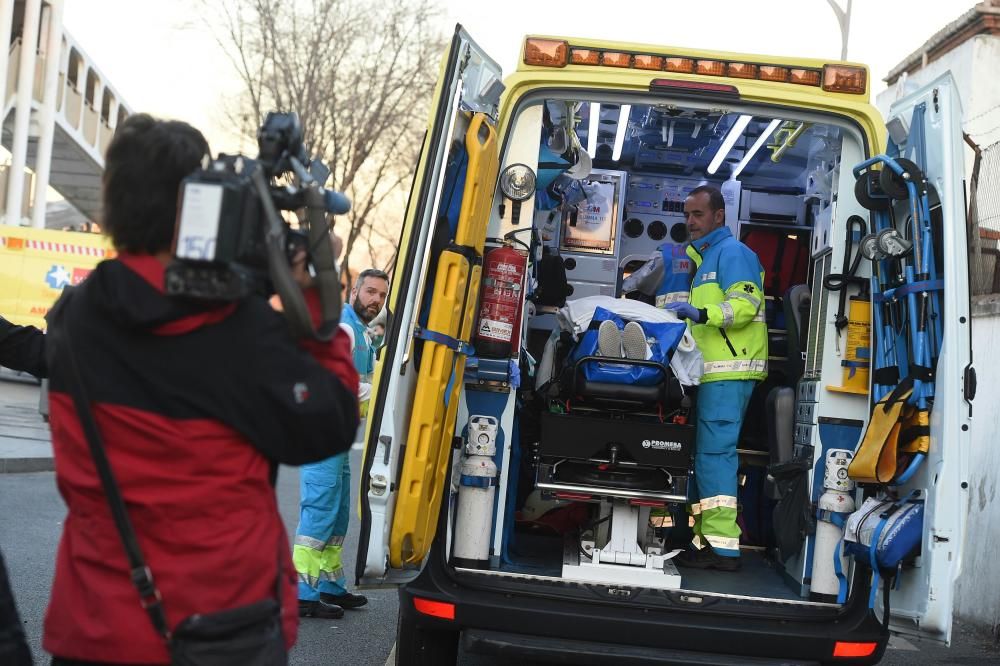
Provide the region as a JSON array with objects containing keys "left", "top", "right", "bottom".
[{"left": 642, "top": 439, "right": 683, "bottom": 451}]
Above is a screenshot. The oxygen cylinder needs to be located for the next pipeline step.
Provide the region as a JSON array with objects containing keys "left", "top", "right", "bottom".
[
  {"left": 475, "top": 243, "right": 527, "bottom": 358},
  {"left": 452, "top": 416, "right": 499, "bottom": 568},
  {"left": 811, "top": 449, "right": 855, "bottom": 600}
]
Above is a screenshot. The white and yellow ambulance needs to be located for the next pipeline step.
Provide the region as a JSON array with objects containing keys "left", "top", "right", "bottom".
[{"left": 357, "top": 28, "right": 973, "bottom": 665}]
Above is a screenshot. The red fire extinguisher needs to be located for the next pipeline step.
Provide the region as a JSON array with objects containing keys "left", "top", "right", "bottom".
[{"left": 475, "top": 242, "right": 528, "bottom": 359}]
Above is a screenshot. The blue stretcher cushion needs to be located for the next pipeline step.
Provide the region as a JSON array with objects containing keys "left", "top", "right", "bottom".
[{"left": 569, "top": 307, "right": 687, "bottom": 387}]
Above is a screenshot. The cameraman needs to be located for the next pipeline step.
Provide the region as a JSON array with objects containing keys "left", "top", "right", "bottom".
[{"left": 42, "top": 114, "right": 359, "bottom": 664}]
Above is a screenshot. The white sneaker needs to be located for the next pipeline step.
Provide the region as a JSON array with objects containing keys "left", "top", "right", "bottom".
[
  {"left": 622, "top": 321, "right": 650, "bottom": 360},
  {"left": 597, "top": 320, "right": 623, "bottom": 358}
]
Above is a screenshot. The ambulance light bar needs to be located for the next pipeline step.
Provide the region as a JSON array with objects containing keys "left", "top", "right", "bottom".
[{"left": 523, "top": 39, "right": 868, "bottom": 95}]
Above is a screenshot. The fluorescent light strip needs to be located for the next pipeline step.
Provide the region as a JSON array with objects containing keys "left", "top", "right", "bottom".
[
  {"left": 707, "top": 114, "right": 752, "bottom": 175},
  {"left": 733, "top": 118, "right": 782, "bottom": 178},
  {"left": 587, "top": 103, "right": 600, "bottom": 157},
  {"left": 611, "top": 104, "right": 631, "bottom": 161}
]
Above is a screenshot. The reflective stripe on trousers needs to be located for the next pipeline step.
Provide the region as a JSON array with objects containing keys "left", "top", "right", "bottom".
[
  {"left": 294, "top": 453, "right": 351, "bottom": 600},
  {"left": 691, "top": 379, "right": 755, "bottom": 558}
]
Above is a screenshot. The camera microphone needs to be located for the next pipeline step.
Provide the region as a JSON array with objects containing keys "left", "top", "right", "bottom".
[{"left": 322, "top": 189, "right": 351, "bottom": 215}]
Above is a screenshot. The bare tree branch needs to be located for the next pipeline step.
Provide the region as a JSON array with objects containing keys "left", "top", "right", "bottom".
[{"left": 202, "top": 0, "right": 444, "bottom": 280}]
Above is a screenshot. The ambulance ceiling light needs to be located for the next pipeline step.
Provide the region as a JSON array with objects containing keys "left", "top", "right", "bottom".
[
  {"left": 707, "top": 114, "right": 752, "bottom": 175},
  {"left": 587, "top": 103, "right": 600, "bottom": 157},
  {"left": 611, "top": 104, "right": 631, "bottom": 161},
  {"left": 732, "top": 118, "right": 782, "bottom": 178}
]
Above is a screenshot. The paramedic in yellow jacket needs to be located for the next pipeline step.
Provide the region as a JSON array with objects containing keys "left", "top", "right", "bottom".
[{"left": 665, "top": 186, "right": 767, "bottom": 571}]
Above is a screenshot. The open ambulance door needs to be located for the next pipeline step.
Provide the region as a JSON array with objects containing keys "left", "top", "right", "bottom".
[
  {"left": 880, "top": 72, "right": 972, "bottom": 646},
  {"left": 356, "top": 26, "right": 503, "bottom": 586}
]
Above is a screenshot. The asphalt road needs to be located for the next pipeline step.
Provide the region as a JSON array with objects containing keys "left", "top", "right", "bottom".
[{"left": 1, "top": 380, "right": 997, "bottom": 665}]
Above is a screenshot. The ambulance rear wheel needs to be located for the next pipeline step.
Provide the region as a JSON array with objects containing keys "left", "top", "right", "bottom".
[{"left": 395, "top": 608, "right": 458, "bottom": 665}]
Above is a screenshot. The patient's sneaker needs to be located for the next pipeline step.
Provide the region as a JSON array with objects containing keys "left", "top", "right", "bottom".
[
  {"left": 597, "top": 320, "right": 622, "bottom": 357},
  {"left": 622, "top": 321, "right": 650, "bottom": 360}
]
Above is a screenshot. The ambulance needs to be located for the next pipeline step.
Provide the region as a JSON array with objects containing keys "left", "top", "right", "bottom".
[
  {"left": 357, "top": 28, "right": 973, "bottom": 665},
  {"left": 0, "top": 225, "right": 112, "bottom": 330}
]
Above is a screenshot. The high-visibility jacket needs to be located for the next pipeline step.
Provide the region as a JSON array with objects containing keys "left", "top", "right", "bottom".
[
  {"left": 341, "top": 304, "right": 375, "bottom": 382},
  {"left": 685, "top": 226, "right": 768, "bottom": 383}
]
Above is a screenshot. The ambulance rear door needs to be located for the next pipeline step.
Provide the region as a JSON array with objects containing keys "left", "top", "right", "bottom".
[
  {"left": 881, "top": 72, "right": 972, "bottom": 646},
  {"left": 356, "top": 26, "right": 503, "bottom": 586}
]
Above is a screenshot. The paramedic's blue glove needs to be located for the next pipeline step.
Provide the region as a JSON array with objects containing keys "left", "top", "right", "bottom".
[{"left": 666, "top": 302, "right": 707, "bottom": 324}]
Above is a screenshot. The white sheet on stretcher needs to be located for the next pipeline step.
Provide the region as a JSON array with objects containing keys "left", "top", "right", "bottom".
[{"left": 554, "top": 295, "right": 704, "bottom": 386}]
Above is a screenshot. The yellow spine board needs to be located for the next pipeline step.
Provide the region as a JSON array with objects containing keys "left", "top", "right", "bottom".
[
  {"left": 392, "top": 250, "right": 470, "bottom": 566},
  {"left": 454, "top": 114, "right": 499, "bottom": 253},
  {"left": 391, "top": 112, "right": 498, "bottom": 568},
  {"left": 406, "top": 265, "right": 481, "bottom": 565}
]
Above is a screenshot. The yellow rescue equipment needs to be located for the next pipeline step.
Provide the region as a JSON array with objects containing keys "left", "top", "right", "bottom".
[
  {"left": 847, "top": 377, "right": 930, "bottom": 484},
  {"left": 390, "top": 113, "right": 499, "bottom": 568}
]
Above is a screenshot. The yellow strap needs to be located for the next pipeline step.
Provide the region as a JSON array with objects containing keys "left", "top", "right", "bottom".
[
  {"left": 898, "top": 407, "right": 931, "bottom": 454},
  {"left": 847, "top": 386, "right": 913, "bottom": 484}
]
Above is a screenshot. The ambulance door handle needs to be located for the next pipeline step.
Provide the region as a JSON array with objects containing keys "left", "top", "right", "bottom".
[{"left": 963, "top": 364, "right": 976, "bottom": 402}]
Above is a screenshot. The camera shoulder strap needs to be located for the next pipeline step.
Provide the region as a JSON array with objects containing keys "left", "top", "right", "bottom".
[{"left": 57, "top": 304, "right": 172, "bottom": 641}]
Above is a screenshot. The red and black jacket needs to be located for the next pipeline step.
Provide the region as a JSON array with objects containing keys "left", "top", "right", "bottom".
[{"left": 42, "top": 254, "right": 359, "bottom": 663}]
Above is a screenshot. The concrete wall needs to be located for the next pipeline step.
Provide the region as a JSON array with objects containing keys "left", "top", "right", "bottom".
[
  {"left": 956, "top": 301, "right": 1000, "bottom": 639},
  {"left": 879, "top": 35, "right": 1000, "bottom": 640}
]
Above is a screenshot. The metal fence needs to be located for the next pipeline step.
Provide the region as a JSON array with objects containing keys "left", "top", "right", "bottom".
[{"left": 968, "top": 138, "right": 1000, "bottom": 296}]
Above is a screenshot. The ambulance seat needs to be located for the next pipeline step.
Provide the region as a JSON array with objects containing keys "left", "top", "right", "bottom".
[{"left": 782, "top": 284, "right": 811, "bottom": 386}]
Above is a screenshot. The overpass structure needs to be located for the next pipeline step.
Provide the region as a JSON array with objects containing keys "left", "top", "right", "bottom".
[{"left": 1, "top": 0, "right": 131, "bottom": 228}]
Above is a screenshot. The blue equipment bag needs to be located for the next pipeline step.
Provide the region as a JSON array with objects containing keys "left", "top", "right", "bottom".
[
  {"left": 569, "top": 307, "right": 687, "bottom": 386},
  {"left": 835, "top": 494, "right": 924, "bottom": 607},
  {"left": 844, "top": 496, "right": 923, "bottom": 569}
]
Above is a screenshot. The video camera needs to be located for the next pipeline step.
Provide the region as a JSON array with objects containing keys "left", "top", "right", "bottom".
[{"left": 166, "top": 112, "right": 348, "bottom": 340}]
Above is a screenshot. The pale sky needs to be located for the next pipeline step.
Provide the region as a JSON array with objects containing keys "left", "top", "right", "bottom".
[{"left": 62, "top": 0, "right": 973, "bottom": 154}]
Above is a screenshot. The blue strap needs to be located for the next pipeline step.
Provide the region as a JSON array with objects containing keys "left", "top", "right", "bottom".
[
  {"left": 883, "top": 279, "right": 944, "bottom": 300},
  {"left": 816, "top": 509, "right": 850, "bottom": 529},
  {"left": 460, "top": 474, "right": 497, "bottom": 488},
  {"left": 867, "top": 515, "right": 889, "bottom": 608},
  {"left": 865, "top": 490, "right": 920, "bottom": 609},
  {"left": 834, "top": 537, "right": 849, "bottom": 604},
  {"left": 414, "top": 327, "right": 476, "bottom": 408},
  {"left": 414, "top": 326, "right": 476, "bottom": 356}
]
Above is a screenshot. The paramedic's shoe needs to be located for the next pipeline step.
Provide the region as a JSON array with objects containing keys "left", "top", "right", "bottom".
[
  {"left": 675, "top": 546, "right": 741, "bottom": 571},
  {"left": 622, "top": 321, "right": 650, "bottom": 360},
  {"left": 597, "top": 320, "right": 622, "bottom": 357},
  {"left": 320, "top": 591, "right": 368, "bottom": 609},
  {"left": 298, "top": 599, "right": 345, "bottom": 619}
]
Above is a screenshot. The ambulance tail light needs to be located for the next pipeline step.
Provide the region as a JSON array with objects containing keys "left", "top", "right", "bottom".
[
  {"left": 650, "top": 79, "right": 740, "bottom": 100},
  {"left": 523, "top": 39, "right": 568, "bottom": 67},
  {"left": 831, "top": 641, "right": 878, "bottom": 658},
  {"left": 413, "top": 597, "right": 456, "bottom": 620},
  {"left": 823, "top": 65, "right": 868, "bottom": 94}
]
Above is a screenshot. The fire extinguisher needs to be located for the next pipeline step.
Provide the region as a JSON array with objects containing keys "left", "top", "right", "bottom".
[{"left": 475, "top": 241, "right": 527, "bottom": 359}]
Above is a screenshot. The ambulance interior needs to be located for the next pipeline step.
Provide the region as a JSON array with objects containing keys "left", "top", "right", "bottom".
[{"left": 444, "top": 95, "right": 879, "bottom": 607}]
